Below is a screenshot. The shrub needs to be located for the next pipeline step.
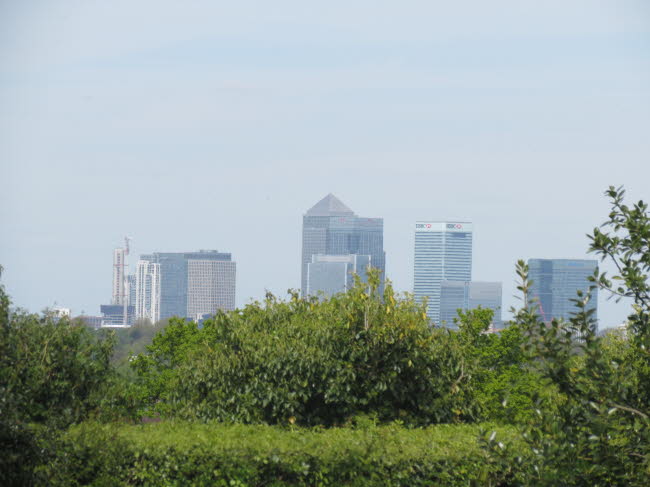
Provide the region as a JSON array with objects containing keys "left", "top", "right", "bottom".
[
  {"left": 132, "top": 272, "right": 479, "bottom": 426},
  {"left": 0, "top": 268, "right": 116, "bottom": 486},
  {"left": 485, "top": 187, "right": 650, "bottom": 486},
  {"left": 43, "top": 421, "right": 525, "bottom": 486},
  {"left": 452, "top": 308, "right": 559, "bottom": 424}
]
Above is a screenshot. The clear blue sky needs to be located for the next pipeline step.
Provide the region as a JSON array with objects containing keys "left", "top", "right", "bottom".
[{"left": 1, "top": 0, "right": 649, "bottom": 326}]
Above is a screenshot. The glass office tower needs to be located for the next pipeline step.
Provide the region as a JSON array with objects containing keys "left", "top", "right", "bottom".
[
  {"left": 186, "top": 257, "right": 236, "bottom": 319},
  {"left": 141, "top": 250, "right": 236, "bottom": 320},
  {"left": 301, "top": 194, "right": 385, "bottom": 296},
  {"left": 528, "top": 258, "right": 598, "bottom": 324},
  {"left": 413, "top": 221, "right": 473, "bottom": 324},
  {"left": 306, "top": 254, "right": 371, "bottom": 298},
  {"left": 439, "top": 281, "right": 502, "bottom": 328}
]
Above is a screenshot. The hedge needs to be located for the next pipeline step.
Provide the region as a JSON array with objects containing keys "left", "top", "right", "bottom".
[{"left": 41, "top": 422, "right": 527, "bottom": 486}]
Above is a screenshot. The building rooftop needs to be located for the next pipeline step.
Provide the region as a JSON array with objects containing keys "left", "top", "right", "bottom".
[{"left": 305, "top": 193, "right": 356, "bottom": 217}]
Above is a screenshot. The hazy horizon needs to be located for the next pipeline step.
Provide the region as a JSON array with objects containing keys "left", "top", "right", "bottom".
[{"left": 2, "top": 1, "right": 649, "bottom": 327}]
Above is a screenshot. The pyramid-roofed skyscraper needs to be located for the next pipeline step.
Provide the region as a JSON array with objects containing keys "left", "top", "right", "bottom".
[
  {"left": 301, "top": 194, "right": 385, "bottom": 296},
  {"left": 305, "top": 193, "right": 356, "bottom": 217}
]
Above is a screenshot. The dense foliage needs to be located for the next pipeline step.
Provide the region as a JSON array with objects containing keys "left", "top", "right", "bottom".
[
  {"left": 131, "top": 273, "right": 480, "bottom": 426},
  {"left": 486, "top": 187, "right": 650, "bottom": 485},
  {"left": 453, "top": 308, "right": 556, "bottom": 424},
  {"left": 43, "top": 421, "right": 523, "bottom": 486},
  {"left": 109, "top": 319, "right": 169, "bottom": 367},
  {"left": 0, "top": 268, "right": 116, "bottom": 486}
]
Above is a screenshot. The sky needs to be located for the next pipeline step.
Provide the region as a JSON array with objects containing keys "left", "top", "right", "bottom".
[{"left": 1, "top": 0, "right": 649, "bottom": 327}]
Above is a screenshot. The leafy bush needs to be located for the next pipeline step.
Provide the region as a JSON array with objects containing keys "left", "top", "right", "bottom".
[
  {"left": 453, "top": 308, "right": 559, "bottom": 424},
  {"left": 132, "top": 272, "right": 479, "bottom": 426},
  {"left": 109, "top": 319, "right": 169, "bottom": 368},
  {"left": 486, "top": 187, "right": 650, "bottom": 486},
  {"left": 0, "top": 269, "right": 116, "bottom": 486},
  {"left": 43, "top": 421, "right": 525, "bottom": 486}
]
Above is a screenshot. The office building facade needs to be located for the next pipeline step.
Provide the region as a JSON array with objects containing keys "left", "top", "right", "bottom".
[
  {"left": 301, "top": 194, "right": 385, "bottom": 296},
  {"left": 413, "top": 221, "right": 473, "bottom": 324},
  {"left": 306, "top": 254, "right": 371, "bottom": 298},
  {"left": 135, "top": 260, "right": 161, "bottom": 323},
  {"left": 528, "top": 258, "right": 598, "bottom": 323},
  {"left": 100, "top": 304, "right": 135, "bottom": 327},
  {"left": 111, "top": 248, "right": 126, "bottom": 305},
  {"left": 140, "top": 250, "right": 236, "bottom": 320},
  {"left": 127, "top": 275, "right": 136, "bottom": 307},
  {"left": 439, "top": 281, "right": 503, "bottom": 328},
  {"left": 187, "top": 258, "right": 236, "bottom": 318}
]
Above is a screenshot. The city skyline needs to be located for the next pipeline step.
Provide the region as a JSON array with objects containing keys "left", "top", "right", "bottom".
[
  {"left": 8, "top": 198, "right": 631, "bottom": 328},
  {"left": 2, "top": 2, "right": 648, "bottom": 329},
  {"left": 89, "top": 206, "right": 597, "bottom": 330}
]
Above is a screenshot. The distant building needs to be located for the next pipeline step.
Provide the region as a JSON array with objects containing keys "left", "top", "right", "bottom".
[
  {"left": 301, "top": 194, "right": 385, "bottom": 296},
  {"left": 135, "top": 261, "right": 161, "bottom": 323},
  {"left": 77, "top": 315, "right": 103, "bottom": 328},
  {"left": 128, "top": 274, "right": 136, "bottom": 307},
  {"left": 439, "top": 281, "right": 502, "bottom": 329},
  {"left": 187, "top": 257, "right": 236, "bottom": 319},
  {"left": 49, "top": 306, "right": 71, "bottom": 323},
  {"left": 100, "top": 304, "right": 135, "bottom": 327},
  {"left": 112, "top": 248, "right": 127, "bottom": 305},
  {"left": 528, "top": 259, "right": 598, "bottom": 324},
  {"left": 413, "top": 221, "right": 473, "bottom": 324},
  {"left": 140, "top": 250, "right": 236, "bottom": 320},
  {"left": 195, "top": 313, "right": 213, "bottom": 327},
  {"left": 306, "top": 254, "right": 371, "bottom": 298},
  {"left": 51, "top": 306, "right": 71, "bottom": 318}
]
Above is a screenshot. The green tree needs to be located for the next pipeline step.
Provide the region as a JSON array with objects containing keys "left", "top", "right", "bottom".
[
  {"left": 0, "top": 266, "right": 116, "bottom": 486},
  {"left": 455, "top": 307, "right": 554, "bottom": 423},
  {"left": 132, "top": 270, "right": 480, "bottom": 426},
  {"left": 488, "top": 187, "right": 650, "bottom": 485}
]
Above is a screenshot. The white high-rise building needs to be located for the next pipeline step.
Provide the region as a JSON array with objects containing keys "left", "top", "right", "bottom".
[
  {"left": 112, "top": 248, "right": 126, "bottom": 305},
  {"left": 413, "top": 221, "right": 473, "bottom": 324},
  {"left": 135, "top": 260, "right": 161, "bottom": 323}
]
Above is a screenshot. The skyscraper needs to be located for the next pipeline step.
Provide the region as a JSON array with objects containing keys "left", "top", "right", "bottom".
[
  {"left": 140, "top": 250, "right": 236, "bottom": 320},
  {"left": 127, "top": 275, "right": 136, "bottom": 308},
  {"left": 301, "top": 194, "right": 385, "bottom": 296},
  {"left": 528, "top": 259, "right": 598, "bottom": 324},
  {"left": 439, "top": 281, "right": 503, "bottom": 328},
  {"left": 186, "top": 257, "right": 236, "bottom": 319},
  {"left": 107, "top": 239, "right": 131, "bottom": 326},
  {"left": 306, "top": 254, "right": 371, "bottom": 298},
  {"left": 135, "top": 260, "right": 161, "bottom": 323},
  {"left": 413, "top": 221, "right": 473, "bottom": 324},
  {"left": 111, "top": 248, "right": 126, "bottom": 305}
]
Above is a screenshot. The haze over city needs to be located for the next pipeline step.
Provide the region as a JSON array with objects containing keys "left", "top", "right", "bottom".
[{"left": 2, "top": 1, "right": 649, "bottom": 327}]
